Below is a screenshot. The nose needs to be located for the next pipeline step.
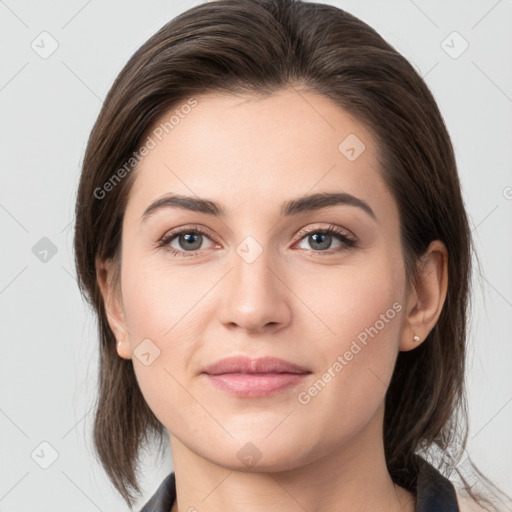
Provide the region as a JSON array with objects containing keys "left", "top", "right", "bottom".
[{"left": 217, "top": 239, "right": 291, "bottom": 334}]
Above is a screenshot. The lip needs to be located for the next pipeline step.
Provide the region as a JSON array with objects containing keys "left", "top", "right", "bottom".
[
  {"left": 202, "top": 355, "right": 310, "bottom": 375},
  {"left": 202, "top": 356, "right": 311, "bottom": 398}
]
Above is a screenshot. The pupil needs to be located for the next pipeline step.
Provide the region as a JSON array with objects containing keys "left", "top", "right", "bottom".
[
  {"left": 310, "top": 233, "right": 331, "bottom": 250},
  {"left": 180, "top": 233, "right": 201, "bottom": 250}
]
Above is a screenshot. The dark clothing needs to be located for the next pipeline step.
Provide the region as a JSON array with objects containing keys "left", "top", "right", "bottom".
[{"left": 139, "top": 455, "right": 460, "bottom": 511}]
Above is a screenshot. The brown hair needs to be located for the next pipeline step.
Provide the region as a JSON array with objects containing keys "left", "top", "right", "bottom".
[{"left": 73, "top": 0, "right": 504, "bottom": 509}]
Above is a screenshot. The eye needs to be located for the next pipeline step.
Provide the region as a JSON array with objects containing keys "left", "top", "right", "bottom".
[
  {"left": 157, "top": 223, "right": 358, "bottom": 258},
  {"left": 294, "top": 224, "right": 357, "bottom": 254},
  {"left": 157, "top": 225, "right": 217, "bottom": 257}
]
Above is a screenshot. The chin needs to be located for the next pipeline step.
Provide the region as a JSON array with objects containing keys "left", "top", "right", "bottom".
[{"left": 200, "top": 435, "right": 316, "bottom": 473}]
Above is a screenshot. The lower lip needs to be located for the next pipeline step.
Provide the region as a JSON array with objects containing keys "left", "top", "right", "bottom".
[{"left": 204, "top": 373, "right": 309, "bottom": 397}]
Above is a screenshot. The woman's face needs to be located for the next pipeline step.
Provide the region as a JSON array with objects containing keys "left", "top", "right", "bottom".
[{"left": 107, "top": 88, "right": 411, "bottom": 470}]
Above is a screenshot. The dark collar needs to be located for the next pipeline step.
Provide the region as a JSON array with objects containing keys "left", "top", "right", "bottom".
[{"left": 139, "top": 456, "right": 460, "bottom": 512}]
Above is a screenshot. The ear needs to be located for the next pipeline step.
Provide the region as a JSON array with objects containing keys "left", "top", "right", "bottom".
[
  {"left": 96, "top": 257, "right": 132, "bottom": 360},
  {"left": 400, "top": 240, "right": 448, "bottom": 351}
]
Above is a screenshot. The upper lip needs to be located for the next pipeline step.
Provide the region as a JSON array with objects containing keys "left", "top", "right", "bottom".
[{"left": 202, "top": 356, "right": 311, "bottom": 375}]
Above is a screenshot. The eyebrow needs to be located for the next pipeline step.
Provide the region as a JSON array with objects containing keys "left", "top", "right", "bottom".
[{"left": 141, "top": 191, "right": 377, "bottom": 222}]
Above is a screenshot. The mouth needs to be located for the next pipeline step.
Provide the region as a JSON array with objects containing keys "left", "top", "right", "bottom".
[{"left": 201, "top": 355, "right": 312, "bottom": 397}]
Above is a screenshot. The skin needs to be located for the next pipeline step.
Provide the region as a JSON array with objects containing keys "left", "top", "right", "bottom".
[{"left": 97, "top": 87, "right": 448, "bottom": 512}]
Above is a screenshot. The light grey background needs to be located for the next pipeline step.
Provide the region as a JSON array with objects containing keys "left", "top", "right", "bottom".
[{"left": 1, "top": 0, "right": 511, "bottom": 510}]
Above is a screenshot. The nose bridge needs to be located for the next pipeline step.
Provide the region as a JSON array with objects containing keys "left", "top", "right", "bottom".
[
  {"left": 218, "top": 233, "right": 289, "bottom": 331},
  {"left": 232, "top": 234, "right": 277, "bottom": 306}
]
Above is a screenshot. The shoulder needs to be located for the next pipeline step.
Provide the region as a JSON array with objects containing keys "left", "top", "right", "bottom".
[{"left": 456, "top": 491, "right": 489, "bottom": 512}]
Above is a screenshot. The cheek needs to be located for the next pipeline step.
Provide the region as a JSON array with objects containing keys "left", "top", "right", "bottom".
[
  {"left": 291, "top": 257, "right": 404, "bottom": 437},
  {"left": 119, "top": 255, "right": 223, "bottom": 426},
  {"left": 121, "top": 254, "right": 204, "bottom": 340},
  {"left": 293, "top": 252, "right": 404, "bottom": 354},
  {"left": 334, "top": 270, "right": 403, "bottom": 352}
]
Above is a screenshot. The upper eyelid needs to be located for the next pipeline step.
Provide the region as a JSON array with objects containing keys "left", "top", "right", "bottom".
[
  {"left": 161, "top": 224, "right": 217, "bottom": 243},
  {"left": 294, "top": 223, "right": 354, "bottom": 240}
]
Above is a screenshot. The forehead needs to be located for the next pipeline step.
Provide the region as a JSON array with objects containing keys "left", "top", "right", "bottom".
[{"left": 125, "top": 88, "right": 393, "bottom": 222}]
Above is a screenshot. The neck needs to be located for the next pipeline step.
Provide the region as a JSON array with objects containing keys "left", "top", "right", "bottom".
[{"left": 168, "top": 404, "right": 415, "bottom": 512}]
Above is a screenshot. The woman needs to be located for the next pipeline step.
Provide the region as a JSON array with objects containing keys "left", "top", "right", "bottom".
[{"left": 73, "top": 0, "right": 507, "bottom": 510}]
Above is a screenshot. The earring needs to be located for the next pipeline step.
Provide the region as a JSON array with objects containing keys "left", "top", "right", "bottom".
[
  {"left": 413, "top": 335, "right": 420, "bottom": 343},
  {"left": 117, "top": 340, "right": 122, "bottom": 348}
]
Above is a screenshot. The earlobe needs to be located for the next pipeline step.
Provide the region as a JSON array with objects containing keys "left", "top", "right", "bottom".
[
  {"left": 96, "top": 257, "right": 132, "bottom": 359},
  {"left": 399, "top": 240, "right": 448, "bottom": 352},
  {"left": 116, "top": 339, "right": 132, "bottom": 360}
]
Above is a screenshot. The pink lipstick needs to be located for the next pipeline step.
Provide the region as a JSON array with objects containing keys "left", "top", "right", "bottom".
[{"left": 202, "top": 355, "right": 311, "bottom": 397}]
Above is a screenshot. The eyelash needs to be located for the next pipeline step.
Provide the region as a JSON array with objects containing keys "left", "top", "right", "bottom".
[{"left": 157, "top": 223, "right": 358, "bottom": 258}]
